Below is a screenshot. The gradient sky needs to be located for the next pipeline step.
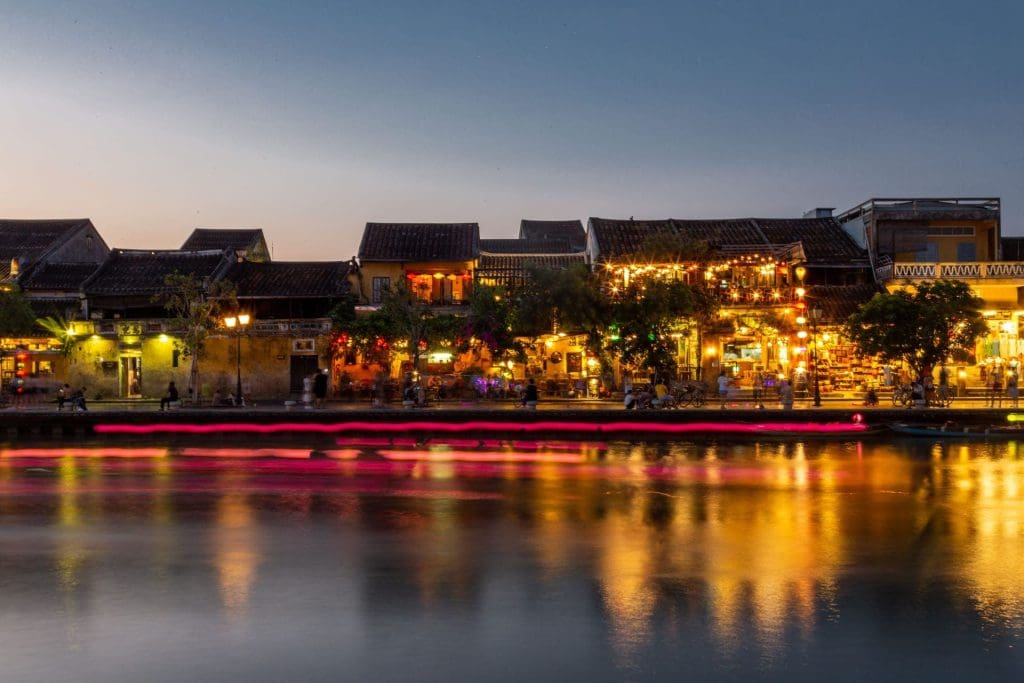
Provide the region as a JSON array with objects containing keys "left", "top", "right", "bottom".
[{"left": 2, "top": 0, "right": 1022, "bottom": 261}]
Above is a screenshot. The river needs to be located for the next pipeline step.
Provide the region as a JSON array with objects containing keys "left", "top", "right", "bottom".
[{"left": 1, "top": 436, "right": 1022, "bottom": 681}]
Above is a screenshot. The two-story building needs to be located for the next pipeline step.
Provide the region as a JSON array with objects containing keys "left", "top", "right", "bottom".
[
  {"left": 838, "top": 197, "right": 1011, "bottom": 383},
  {"left": 0, "top": 219, "right": 110, "bottom": 393},
  {"left": 588, "top": 214, "right": 878, "bottom": 392},
  {"left": 355, "top": 223, "right": 478, "bottom": 306},
  {"left": 476, "top": 220, "right": 591, "bottom": 394}
]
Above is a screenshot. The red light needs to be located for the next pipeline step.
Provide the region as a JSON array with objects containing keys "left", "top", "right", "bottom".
[
  {"left": 96, "top": 420, "right": 870, "bottom": 437},
  {"left": 15, "top": 353, "right": 27, "bottom": 361}
]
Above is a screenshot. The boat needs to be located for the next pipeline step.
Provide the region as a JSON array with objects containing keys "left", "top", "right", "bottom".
[{"left": 889, "top": 422, "right": 1024, "bottom": 438}]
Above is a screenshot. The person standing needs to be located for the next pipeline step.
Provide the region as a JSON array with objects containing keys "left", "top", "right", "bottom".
[
  {"left": 57, "top": 383, "right": 70, "bottom": 411},
  {"left": 1007, "top": 373, "right": 1019, "bottom": 408},
  {"left": 160, "top": 381, "right": 179, "bottom": 410},
  {"left": 717, "top": 371, "right": 729, "bottom": 409},
  {"left": 623, "top": 388, "right": 637, "bottom": 410},
  {"left": 313, "top": 369, "right": 328, "bottom": 408},
  {"left": 990, "top": 373, "right": 1003, "bottom": 408},
  {"left": 524, "top": 378, "right": 539, "bottom": 410},
  {"left": 778, "top": 379, "right": 794, "bottom": 410}
]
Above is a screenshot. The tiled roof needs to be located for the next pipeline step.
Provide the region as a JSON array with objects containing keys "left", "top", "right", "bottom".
[
  {"left": 755, "top": 218, "right": 867, "bottom": 262},
  {"left": 588, "top": 218, "right": 763, "bottom": 259},
  {"left": 358, "top": 223, "right": 480, "bottom": 262},
  {"left": 84, "top": 249, "right": 233, "bottom": 296},
  {"left": 18, "top": 262, "right": 102, "bottom": 291},
  {"left": 519, "top": 220, "right": 586, "bottom": 251},
  {"left": 227, "top": 261, "right": 351, "bottom": 298},
  {"left": 181, "top": 228, "right": 265, "bottom": 252},
  {"left": 807, "top": 283, "right": 883, "bottom": 323},
  {"left": 589, "top": 217, "right": 867, "bottom": 264},
  {"left": 477, "top": 253, "right": 587, "bottom": 272},
  {"left": 480, "top": 238, "right": 582, "bottom": 254},
  {"left": 0, "top": 219, "right": 93, "bottom": 279}
]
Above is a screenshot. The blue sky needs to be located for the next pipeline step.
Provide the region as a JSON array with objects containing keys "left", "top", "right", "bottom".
[{"left": 2, "top": 0, "right": 1021, "bottom": 260}]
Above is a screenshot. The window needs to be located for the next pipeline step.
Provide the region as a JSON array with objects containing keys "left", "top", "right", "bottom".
[
  {"left": 172, "top": 349, "right": 180, "bottom": 368},
  {"left": 926, "top": 226, "right": 975, "bottom": 236},
  {"left": 372, "top": 277, "right": 391, "bottom": 304}
]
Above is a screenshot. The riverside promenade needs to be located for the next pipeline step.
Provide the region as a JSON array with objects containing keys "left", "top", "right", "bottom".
[{"left": 1, "top": 394, "right": 1021, "bottom": 444}]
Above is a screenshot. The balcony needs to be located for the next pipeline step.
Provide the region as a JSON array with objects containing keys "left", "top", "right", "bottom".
[{"left": 876, "top": 260, "right": 1024, "bottom": 282}]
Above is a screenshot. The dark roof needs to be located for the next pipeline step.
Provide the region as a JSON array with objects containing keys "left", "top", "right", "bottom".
[
  {"left": 838, "top": 198, "right": 1000, "bottom": 224},
  {"left": 0, "top": 219, "right": 94, "bottom": 279},
  {"left": 181, "top": 228, "right": 265, "bottom": 252},
  {"left": 478, "top": 253, "right": 587, "bottom": 272},
  {"left": 227, "top": 261, "right": 351, "bottom": 298},
  {"left": 755, "top": 218, "right": 867, "bottom": 262},
  {"left": 807, "top": 283, "right": 883, "bottom": 322},
  {"left": 358, "top": 223, "right": 480, "bottom": 262},
  {"left": 519, "top": 220, "right": 586, "bottom": 251},
  {"left": 588, "top": 217, "right": 867, "bottom": 264},
  {"left": 18, "top": 262, "right": 103, "bottom": 291},
  {"left": 480, "top": 238, "right": 583, "bottom": 254},
  {"left": 84, "top": 249, "right": 233, "bottom": 296}
]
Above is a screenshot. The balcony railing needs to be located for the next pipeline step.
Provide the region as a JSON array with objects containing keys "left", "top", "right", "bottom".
[{"left": 884, "top": 262, "right": 1024, "bottom": 281}]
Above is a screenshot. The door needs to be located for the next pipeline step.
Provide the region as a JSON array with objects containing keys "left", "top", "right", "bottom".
[
  {"left": 120, "top": 356, "right": 142, "bottom": 398},
  {"left": 290, "top": 355, "right": 320, "bottom": 394}
]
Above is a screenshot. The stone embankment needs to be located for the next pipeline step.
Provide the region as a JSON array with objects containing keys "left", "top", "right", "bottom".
[{"left": 1, "top": 406, "right": 1020, "bottom": 444}]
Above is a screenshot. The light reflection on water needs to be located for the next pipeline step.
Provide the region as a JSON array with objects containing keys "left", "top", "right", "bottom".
[{"left": 0, "top": 438, "right": 1023, "bottom": 681}]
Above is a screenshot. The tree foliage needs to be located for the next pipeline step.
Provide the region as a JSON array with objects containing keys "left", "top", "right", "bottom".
[
  {"left": 335, "top": 280, "right": 461, "bottom": 372},
  {"left": 157, "top": 273, "right": 236, "bottom": 401},
  {"left": 0, "top": 285, "right": 37, "bottom": 336},
  {"left": 463, "top": 283, "right": 520, "bottom": 359},
  {"left": 514, "top": 264, "right": 608, "bottom": 341},
  {"left": 844, "top": 280, "right": 987, "bottom": 380},
  {"left": 606, "top": 279, "right": 713, "bottom": 378}
]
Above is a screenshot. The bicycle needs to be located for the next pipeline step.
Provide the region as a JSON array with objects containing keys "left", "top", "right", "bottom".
[
  {"left": 891, "top": 384, "right": 913, "bottom": 407},
  {"left": 673, "top": 381, "right": 707, "bottom": 407},
  {"left": 931, "top": 385, "right": 954, "bottom": 408}
]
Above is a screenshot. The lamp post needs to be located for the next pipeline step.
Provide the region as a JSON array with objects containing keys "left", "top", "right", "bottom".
[
  {"left": 810, "top": 306, "right": 822, "bottom": 407},
  {"left": 224, "top": 313, "right": 250, "bottom": 405}
]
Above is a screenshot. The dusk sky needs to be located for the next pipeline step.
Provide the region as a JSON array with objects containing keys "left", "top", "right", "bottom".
[{"left": 3, "top": 0, "right": 1021, "bottom": 261}]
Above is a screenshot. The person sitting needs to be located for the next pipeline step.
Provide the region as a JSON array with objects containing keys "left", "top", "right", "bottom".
[
  {"left": 70, "top": 387, "right": 88, "bottom": 411},
  {"left": 160, "top": 381, "right": 179, "bottom": 410},
  {"left": 863, "top": 387, "right": 879, "bottom": 406},
  {"left": 624, "top": 388, "right": 637, "bottom": 410},
  {"left": 652, "top": 381, "right": 674, "bottom": 408}
]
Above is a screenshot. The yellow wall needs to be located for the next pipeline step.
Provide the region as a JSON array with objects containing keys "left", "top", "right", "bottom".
[
  {"left": 66, "top": 331, "right": 334, "bottom": 400},
  {"left": 354, "top": 261, "right": 475, "bottom": 303},
  {"left": 893, "top": 218, "right": 998, "bottom": 262}
]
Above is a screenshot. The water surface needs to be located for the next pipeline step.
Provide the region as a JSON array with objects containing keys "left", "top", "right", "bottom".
[{"left": 1, "top": 437, "right": 1023, "bottom": 681}]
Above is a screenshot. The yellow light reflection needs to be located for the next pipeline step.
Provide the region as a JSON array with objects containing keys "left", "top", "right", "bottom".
[{"left": 214, "top": 493, "right": 260, "bottom": 618}]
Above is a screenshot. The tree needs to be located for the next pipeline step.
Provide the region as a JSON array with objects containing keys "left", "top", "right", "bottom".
[
  {"left": 463, "top": 283, "right": 521, "bottom": 362},
  {"left": 844, "top": 279, "right": 987, "bottom": 381},
  {"left": 158, "top": 273, "right": 236, "bottom": 402},
  {"left": 606, "top": 279, "right": 711, "bottom": 379},
  {"left": 514, "top": 264, "right": 608, "bottom": 343},
  {"left": 335, "top": 280, "right": 460, "bottom": 376},
  {"left": 0, "top": 285, "right": 37, "bottom": 337}
]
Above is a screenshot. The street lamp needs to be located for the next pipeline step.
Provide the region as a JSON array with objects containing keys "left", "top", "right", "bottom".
[
  {"left": 810, "top": 306, "right": 823, "bottom": 407},
  {"left": 224, "top": 313, "right": 251, "bottom": 405}
]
